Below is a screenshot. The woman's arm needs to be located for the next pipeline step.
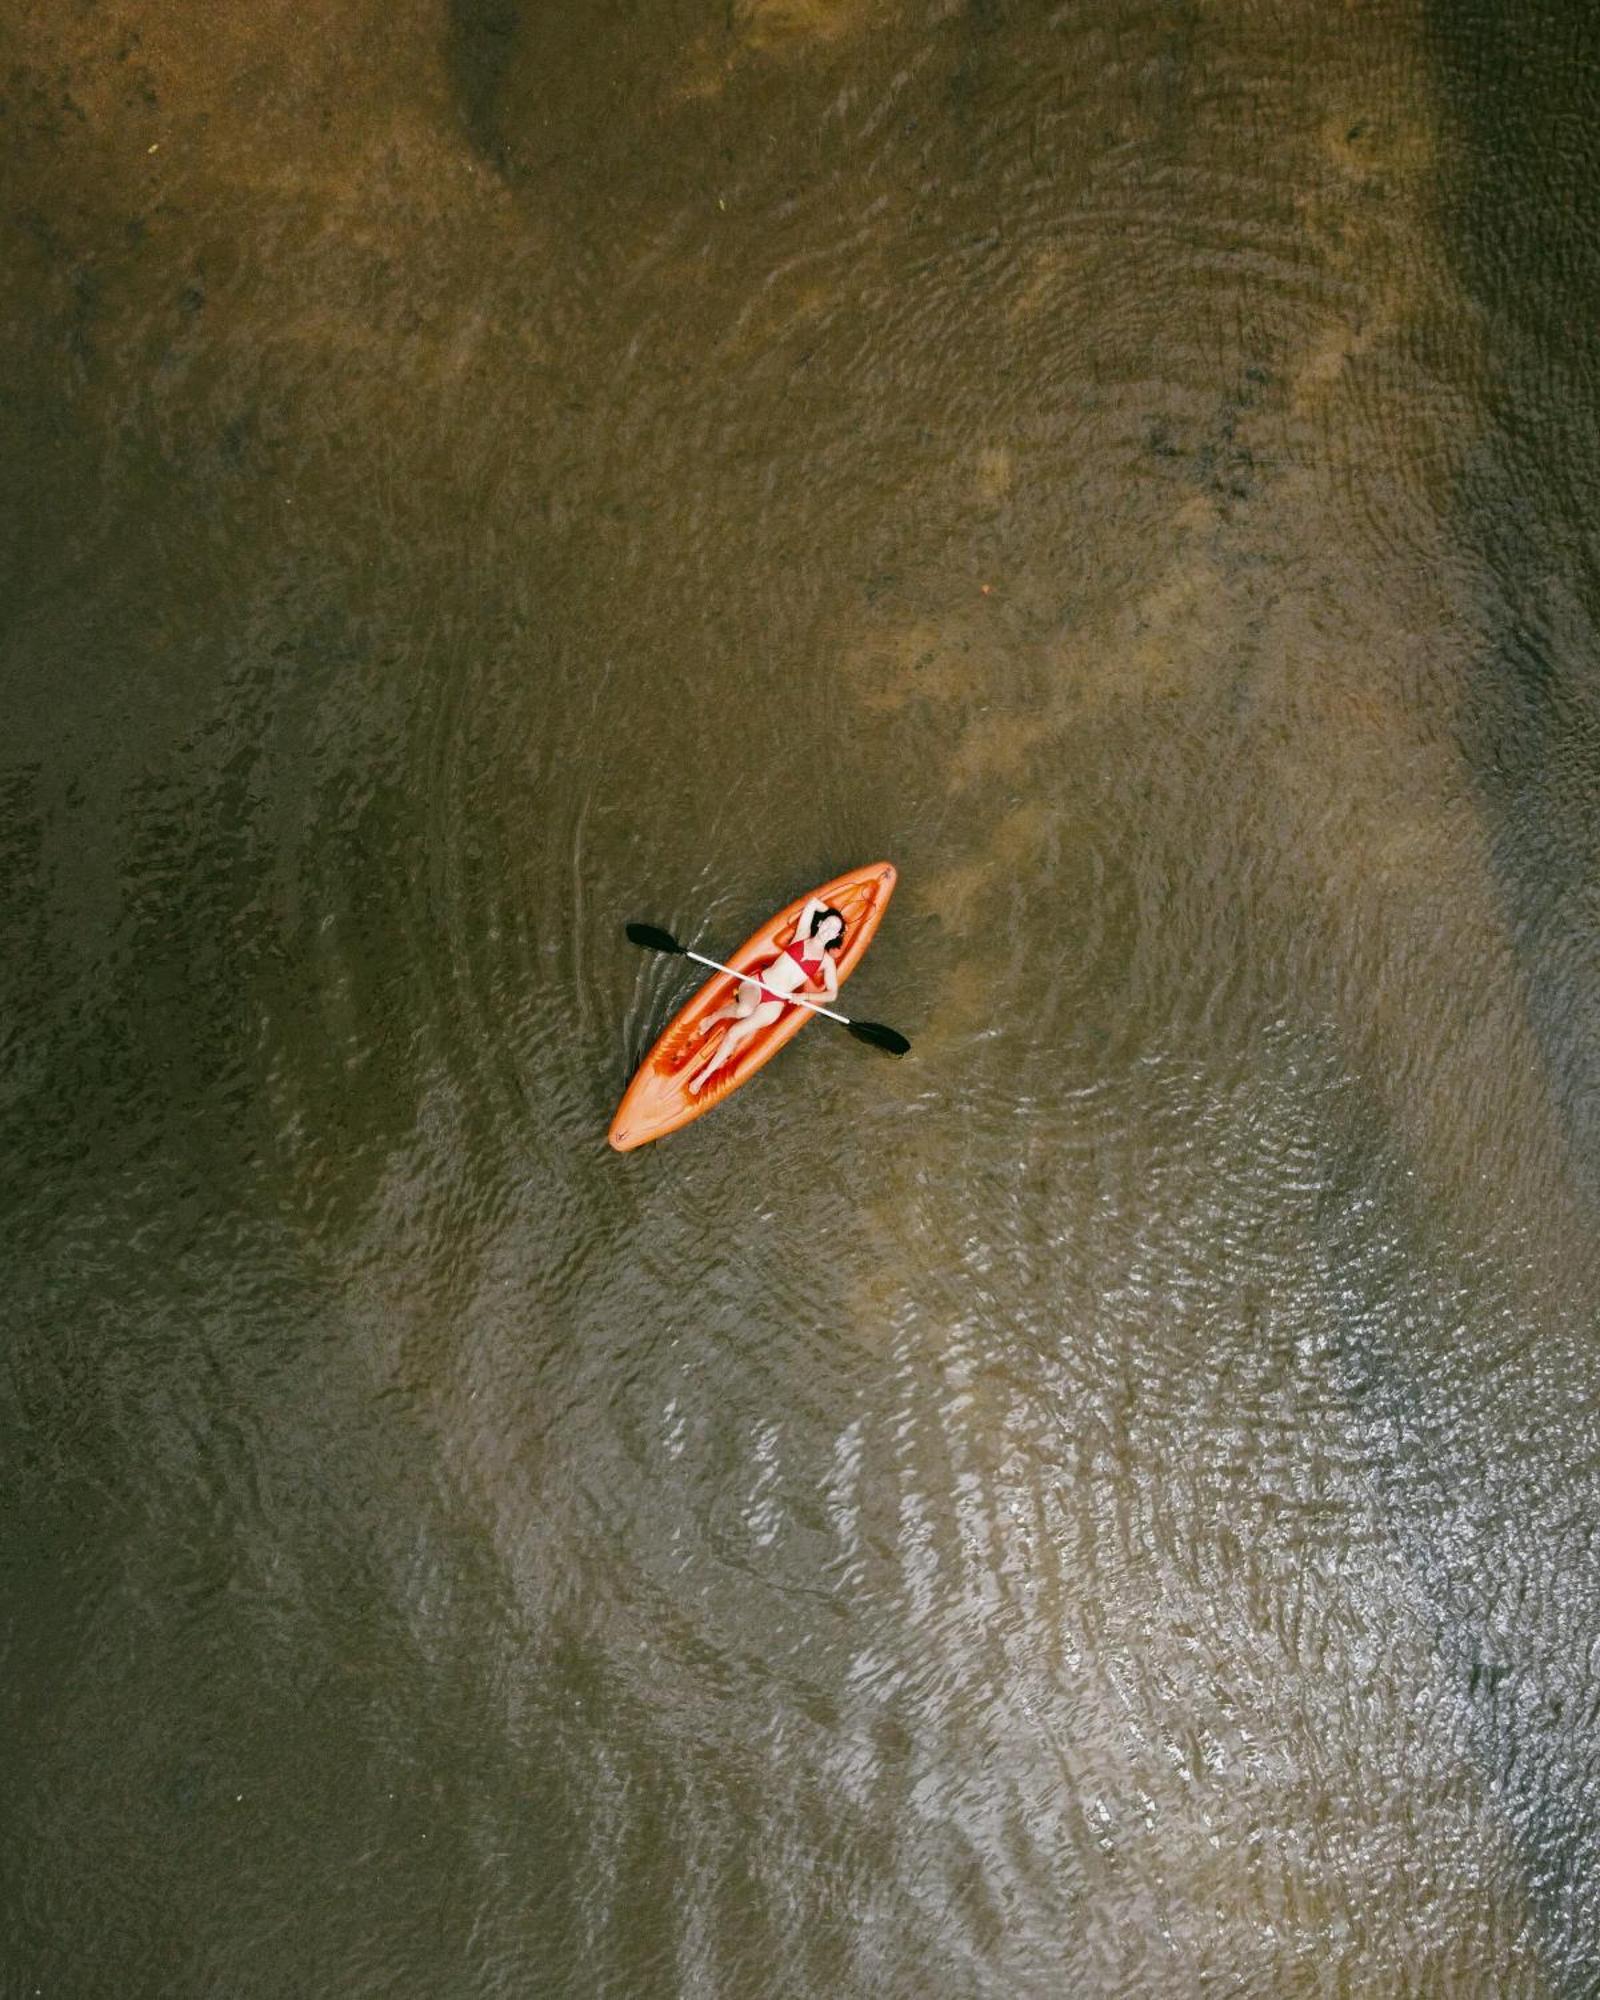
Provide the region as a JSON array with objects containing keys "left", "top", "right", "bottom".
[
  {"left": 791, "top": 896, "right": 825, "bottom": 942},
  {"left": 818, "top": 954, "right": 840, "bottom": 1002}
]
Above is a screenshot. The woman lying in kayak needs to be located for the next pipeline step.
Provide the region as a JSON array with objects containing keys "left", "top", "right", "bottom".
[{"left": 684, "top": 900, "right": 846, "bottom": 1096}]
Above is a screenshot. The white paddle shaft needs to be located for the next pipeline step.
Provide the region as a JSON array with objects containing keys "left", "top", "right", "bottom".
[{"left": 684, "top": 948, "right": 850, "bottom": 1027}]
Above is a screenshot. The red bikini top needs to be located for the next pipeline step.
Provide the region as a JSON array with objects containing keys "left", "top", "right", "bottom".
[{"left": 784, "top": 938, "right": 824, "bottom": 982}]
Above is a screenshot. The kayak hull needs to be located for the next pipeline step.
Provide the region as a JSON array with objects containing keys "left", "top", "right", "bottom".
[{"left": 608, "top": 862, "right": 898, "bottom": 1152}]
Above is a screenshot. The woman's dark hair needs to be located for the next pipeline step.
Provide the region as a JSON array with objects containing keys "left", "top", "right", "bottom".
[{"left": 809, "top": 905, "right": 847, "bottom": 952}]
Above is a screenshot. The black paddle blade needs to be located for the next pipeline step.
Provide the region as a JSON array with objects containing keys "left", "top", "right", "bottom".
[
  {"left": 848, "top": 1018, "right": 911, "bottom": 1056},
  {"left": 626, "top": 921, "right": 684, "bottom": 955}
]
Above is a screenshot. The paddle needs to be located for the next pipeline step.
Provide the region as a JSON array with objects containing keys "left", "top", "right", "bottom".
[{"left": 626, "top": 922, "right": 910, "bottom": 1056}]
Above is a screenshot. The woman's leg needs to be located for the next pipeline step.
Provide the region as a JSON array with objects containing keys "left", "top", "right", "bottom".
[
  {"left": 688, "top": 998, "right": 784, "bottom": 1093},
  {"left": 685, "top": 988, "right": 757, "bottom": 1087},
  {"left": 696, "top": 989, "right": 755, "bottom": 1037}
]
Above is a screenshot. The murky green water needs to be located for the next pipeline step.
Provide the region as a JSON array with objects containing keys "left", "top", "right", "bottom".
[{"left": 7, "top": 0, "right": 1600, "bottom": 1991}]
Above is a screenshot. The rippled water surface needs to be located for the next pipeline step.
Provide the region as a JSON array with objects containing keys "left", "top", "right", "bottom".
[{"left": 7, "top": 0, "right": 1600, "bottom": 1991}]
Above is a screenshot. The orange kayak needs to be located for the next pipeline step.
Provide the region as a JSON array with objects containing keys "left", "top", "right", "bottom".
[{"left": 608, "top": 862, "right": 898, "bottom": 1151}]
